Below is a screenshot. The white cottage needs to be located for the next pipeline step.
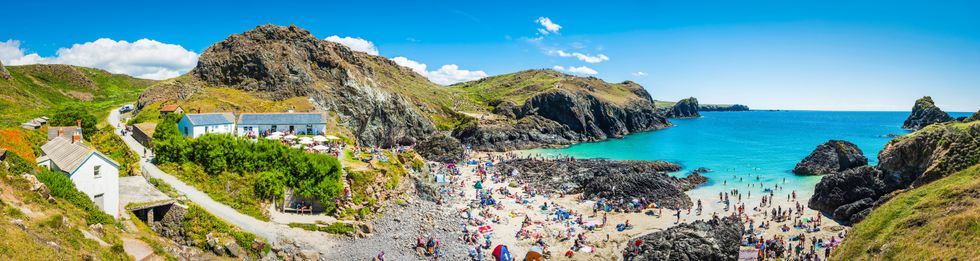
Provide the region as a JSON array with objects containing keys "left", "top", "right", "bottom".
[
  {"left": 236, "top": 113, "right": 327, "bottom": 137},
  {"left": 177, "top": 113, "right": 235, "bottom": 138},
  {"left": 36, "top": 134, "right": 120, "bottom": 218}
]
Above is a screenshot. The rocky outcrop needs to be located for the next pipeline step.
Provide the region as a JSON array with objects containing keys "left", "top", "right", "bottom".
[
  {"left": 496, "top": 159, "right": 702, "bottom": 209},
  {"left": 700, "top": 104, "right": 750, "bottom": 112},
  {"left": 902, "top": 96, "right": 953, "bottom": 130},
  {"left": 793, "top": 140, "right": 868, "bottom": 175},
  {"left": 0, "top": 60, "right": 11, "bottom": 80},
  {"left": 414, "top": 134, "right": 464, "bottom": 163},
  {"left": 665, "top": 97, "right": 701, "bottom": 118},
  {"left": 623, "top": 216, "right": 743, "bottom": 261},
  {"left": 810, "top": 121, "right": 980, "bottom": 223},
  {"left": 455, "top": 88, "right": 671, "bottom": 151},
  {"left": 964, "top": 110, "right": 980, "bottom": 122}
]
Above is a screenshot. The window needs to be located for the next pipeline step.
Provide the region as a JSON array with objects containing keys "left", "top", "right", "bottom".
[
  {"left": 184, "top": 126, "right": 189, "bottom": 135},
  {"left": 306, "top": 125, "right": 313, "bottom": 134},
  {"left": 271, "top": 125, "right": 277, "bottom": 132},
  {"left": 94, "top": 165, "right": 102, "bottom": 179},
  {"left": 94, "top": 194, "right": 105, "bottom": 211}
]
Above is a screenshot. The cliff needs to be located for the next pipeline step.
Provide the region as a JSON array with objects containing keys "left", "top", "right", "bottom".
[
  {"left": 792, "top": 140, "right": 868, "bottom": 175},
  {"left": 451, "top": 70, "right": 671, "bottom": 151},
  {"left": 902, "top": 96, "right": 953, "bottom": 130},
  {"left": 665, "top": 97, "right": 701, "bottom": 118},
  {"left": 809, "top": 121, "right": 980, "bottom": 223}
]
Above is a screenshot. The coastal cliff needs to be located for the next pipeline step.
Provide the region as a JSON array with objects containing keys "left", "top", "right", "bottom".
[
  {"left": 665, "top": 97, "right": 701, "bottom": 118},
  {"left": 793, "top": 140, "right": 867, "bottom": 175},
  {"left": 809, "top": 120, "right": 980, "bottom": 223},
  {"left": 902, "top": 96, "right": 953, "bottom": 130},
  {"left": 451, "top": 70, "right": 671, "bottom": 151}
]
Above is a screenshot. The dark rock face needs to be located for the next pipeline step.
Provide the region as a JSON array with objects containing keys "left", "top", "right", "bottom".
[
  {"left": 490, "top": 100, "right": 518, "bottom": 119},
  {"left": 0, "top": 60, "right": 10, "bottom": 80},
  {"left": 623, "top": 216, "right": 743, "bottom": 261},
  {"left": 414, "top": 135, "right": 464, "bottom": 163},
  {"left": 496, "top": 159, "right": 701, "bottom": 209},
  {"left": 455, "top": 89, "right": 671, "bottom": 151},
  {"left": 902, "top": 96, "right": 953, "bottom": 130},
  {"left": 809, "top": 121, "right": 980, "bottom": 223},
  {"left": 666, "top": 97, "right": 701, "bottom": 118},
  {"left": 793, "top": 140, "right": 868, "bottom": 175}
]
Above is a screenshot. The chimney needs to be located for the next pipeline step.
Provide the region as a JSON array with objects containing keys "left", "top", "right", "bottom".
[
  {"left": 76, "top": 119, "right": 81, "bottom": 128},
  {"left": 57, "top": 127, "right": 64, "bottom": 137},
  {"left": 71, "top": 131, "right": 81, "bottom": 144}
]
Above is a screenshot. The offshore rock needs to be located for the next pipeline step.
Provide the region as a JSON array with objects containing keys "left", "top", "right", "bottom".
[
  {"left": 902, "top": 96, "right": 953, "bottom": 130},
  {"left": 793, "top": 140, "right": 868, "bottom": 175},
  {"left": 623, "top": 216, "right": 743, "bottom": 261},
  {"left": 665, "top": 97, "right": 701, "bottom": 118}
]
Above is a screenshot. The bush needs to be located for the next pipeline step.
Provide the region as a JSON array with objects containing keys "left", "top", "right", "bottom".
[
  {"left": 34, "top": 170, "right": 115, "bottom": 225},
  {"left": 49, "top": 104, "right": 98, "bottom": 139},
  {"left": 182, "top": 204, "right": 264, "bottom": 257}
]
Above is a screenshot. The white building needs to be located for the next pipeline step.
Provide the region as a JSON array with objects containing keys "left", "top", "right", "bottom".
[
  {"left": 177, "top": 113, "right": 235, "bottom": 138},
  {"left": 236, "top": 113, "right": 327, "bottom": 137},
  {"left": 36, "top": 134, "right": 120, "bottom": 218}
]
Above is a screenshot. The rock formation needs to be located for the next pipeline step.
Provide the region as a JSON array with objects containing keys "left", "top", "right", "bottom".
[
  {"left": 496, "top": 159, "right": 703, "bottom": 209},
  {"left": 793, "top": 140, "right": 868, "bottom": 175},
  {"left": 964, "top": 110, "right": 980, "bottom": 122},
  {"left": 414, "top": 134, "right": 464, "bottom": 163},
  {"left": 700, "top": 104, "right": 750, "bottom": 112},
  {"left": 902, "top": 96, "right": 953, "bottom": 130},
  {"left": 665, "top": 97, "right": 701, "bottom": 118},
  {"left": 623, "top": 216, "right": 743, "bottom": 261},
  {"left": 809, "top": 121, "right": 980, "bottom": 223},
  {"left": 0, "top": 60, "right": 11, "bottom": 80}
]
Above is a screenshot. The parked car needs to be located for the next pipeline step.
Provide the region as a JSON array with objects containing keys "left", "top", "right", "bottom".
[{"left": 119, "top": 104, "right": 134, "bottom": 113}]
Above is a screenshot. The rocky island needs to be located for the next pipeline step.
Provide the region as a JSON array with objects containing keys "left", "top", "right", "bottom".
[
  {"left": 793, "top": 140, "right": 868, "bottom": 175},
  {"left": 902, "top": 96, "right": 953, "bottom": 130}
]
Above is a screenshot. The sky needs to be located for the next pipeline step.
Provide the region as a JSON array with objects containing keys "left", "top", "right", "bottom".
[{"left": 1, "top": 0, "right": 979, "bottom": 111}]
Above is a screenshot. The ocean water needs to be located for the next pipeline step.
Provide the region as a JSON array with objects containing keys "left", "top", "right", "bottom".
[{"left": 527, "top": 110, "right": 974, "bottom": 212}]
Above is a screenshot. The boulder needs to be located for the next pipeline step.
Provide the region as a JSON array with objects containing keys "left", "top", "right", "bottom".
[
  {"left": 623, "top": 216, "right": 743, "bottom": 260},
  {"left": 225, "top": 241, "right": 246, "bottom": 258},
  {"left": 809, "top": 166, "right": 895, "bottom": 221},
  {"left": 206, "top": 233, "right": 225, "bottom": 256},
  {"left": 902, "top": 96, "right": 953, "bottom": 130},
  {"left": 298, "top": 250, "right": 320, "bottom": 261},
  {"left": 415, "top": 134, "right": 464, "bottom": 163},
  {"left": 665, "top": 97, "right": 701, "bottom": 118},
  {"left": 793, "top": 140, "right": 868, "bottom": 175}
]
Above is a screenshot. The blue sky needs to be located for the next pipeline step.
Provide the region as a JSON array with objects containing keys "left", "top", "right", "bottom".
[{"left": 2, "top": 0, "right": 978, "bottom": 111}]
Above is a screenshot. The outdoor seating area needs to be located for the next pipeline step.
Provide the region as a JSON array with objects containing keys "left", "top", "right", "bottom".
[{"left": 264, "top": 133, "right": 344, "bottom": 156}]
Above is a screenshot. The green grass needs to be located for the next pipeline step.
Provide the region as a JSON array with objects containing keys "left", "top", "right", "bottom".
[
  {"left": 89, "top": 127, "right": 140, "bottom": 176},
  {"left": 287, "top": 222, "right": 356, "bottom": 235},
  {"left": 158, "top": 162, "right": 268, "bottom": 221},
  {"left": 182, "top": 203, "right": 267, "bottom": 257},
  {"left": 833, "top": 164, "right": 980, "bottom": 260},
  {"left": 451, "top": 69, "right": 645, "bottom": 107},
  {"left": 0, "top": 64, "right": 155, "bottom": 127}
]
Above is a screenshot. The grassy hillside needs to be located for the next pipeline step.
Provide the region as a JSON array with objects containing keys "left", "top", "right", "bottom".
[
  {"left": 451, "top": 69, "right": 647, "bottom": 108},
  {"left": 832, "top": 164, "right": 980, "bottom": 260},
  {"left": 0, "top": 64, "right": 156, "bottom": 126}
]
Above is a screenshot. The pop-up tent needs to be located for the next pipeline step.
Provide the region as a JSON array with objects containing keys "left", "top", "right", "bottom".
[{"left": 492, "top": 245, "right": 512, "bottom": 261}]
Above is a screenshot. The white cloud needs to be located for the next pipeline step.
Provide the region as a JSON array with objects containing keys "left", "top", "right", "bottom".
[
  {"left": 392, "top": 56, "right": 487, "bottom": 85},
  {"left": 632, "top": 71, "right": 648, "bottom": 76},
  {"left": 1, "top": 39, "right": 198, "bottom": 80},
  {"left": 550, "top": 50, "right": 609, "bottom": 63},
  {"left": 535, "top": 17, "right": 562, "bottom": 35},
  {"left": 324, "top": 35, "right": 379, "bottom": 55},
  {"left": 553, "top": 65, "right": 598, "bottom": 75}
]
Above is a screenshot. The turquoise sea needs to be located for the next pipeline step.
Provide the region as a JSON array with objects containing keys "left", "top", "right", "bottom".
[{"left": 528, "top": 110, "right": 974, "bottom": 212}]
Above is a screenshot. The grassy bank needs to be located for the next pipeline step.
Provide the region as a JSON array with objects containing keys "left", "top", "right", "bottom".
[
  {"left": 833, "top": 164, "right": 980, "bottom": 260},
  {"left": 158, "top": 162, "right": 268, "bottom": 221}
]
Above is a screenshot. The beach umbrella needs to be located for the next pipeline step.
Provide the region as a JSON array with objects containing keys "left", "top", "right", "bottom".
[
  {"left": 290, "top": 144, "right": 302, "bottom": 149},
  {"left": 266, "top": 135, "right": 281, "bottom": 140},
  {"left": 283, "top": 134, "right": 298, "bottom": 140},
  {"left": 324, "top": 135, "right": 340, "bottom": 140},
  {"left": 313, "top": 135, "right": 328, "bottom": 142},
  {"left": 271, "top": 131, "right": 285, "bottom": 136},
  {"left": 312, "top": 145, "right": 328, "bottom": 151},
  {"left": 299, "top": 139, "right": 314, "bottom": 145},
  {"left": 492, "top": 245, "right": 512, "bottom": 261}
]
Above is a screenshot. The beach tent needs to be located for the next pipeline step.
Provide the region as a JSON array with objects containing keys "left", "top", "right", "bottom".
[
  {"left": 435, "top": 175, "right": 447, "bottom": 183},
  {"left": 524, "top": 246, "right": 543, "bottom": 261},
  {"left": 492, "top": 245, "right": 512, "bottom": 261},
  {"left": 474, "top": 181, "right": 483, "bottom": 190}
]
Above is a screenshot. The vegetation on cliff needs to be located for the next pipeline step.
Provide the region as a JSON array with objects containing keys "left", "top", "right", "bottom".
[{"left": 832, "top": 164, "right": 980, "bottom": 260}]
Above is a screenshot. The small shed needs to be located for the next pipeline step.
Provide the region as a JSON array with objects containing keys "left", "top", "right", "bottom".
[
  {"left": 132, "top": 122, "right": 158, "bottom": 148},
  {"left": 159, "top": 105, "right": 184, "bottom": 117}
]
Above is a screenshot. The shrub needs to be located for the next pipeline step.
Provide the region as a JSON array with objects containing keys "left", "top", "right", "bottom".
[
  {"left": 49, "top": 104, "right": 98, "bottom": 139},
  {"left": 34, "top": 171, "right": 114, "bottom": 225}
]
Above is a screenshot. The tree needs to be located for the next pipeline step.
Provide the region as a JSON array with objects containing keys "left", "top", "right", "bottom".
[{"left": 50, "top": 104, "right": 98, "bottom": 139}]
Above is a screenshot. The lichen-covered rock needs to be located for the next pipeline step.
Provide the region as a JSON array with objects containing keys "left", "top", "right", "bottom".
[
  {"left": 666, "top": 97, "right": 701, "bottom": 118},
  {"left": 415, "top": 135, "right": 464, "bottom": 163},
  {"left": 623, "top": 216, "right": 743, "bottom": 261},
  {"left": 0, "top": 60, "right": 11, "bottom": 80},
  {"left": 793, "top": 140, "right": 868, "bottom": 175},
  {"left": 902, "top": 96, "right": 953, "bottom": 130}
]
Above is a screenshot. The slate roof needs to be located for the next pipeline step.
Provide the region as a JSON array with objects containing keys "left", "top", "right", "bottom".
[
  {"left": 38, "top": 137, "right": 118, "bottom": 175},
  {"left": 237, "top": 113, "right": 326, "bottom": 125},
  {"left": 47, "top": 126, "right": 83, "bottom": 141},
  {"left": 183, "top": 113, "right": 234, "bottom": 126}
]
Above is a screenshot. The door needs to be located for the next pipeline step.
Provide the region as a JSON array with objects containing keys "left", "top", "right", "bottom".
[{"left": 94, "top": 194, "right": 105, "bottom": 212}]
